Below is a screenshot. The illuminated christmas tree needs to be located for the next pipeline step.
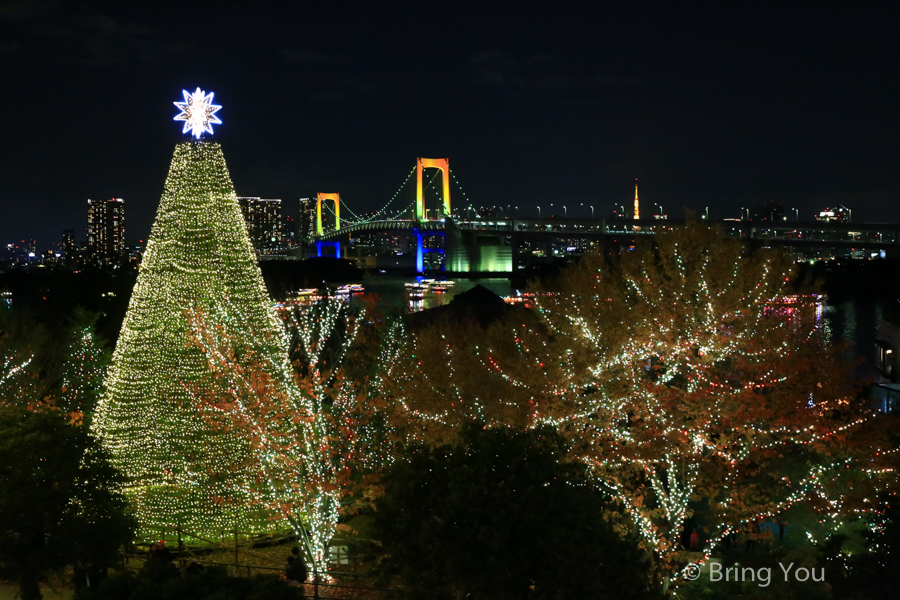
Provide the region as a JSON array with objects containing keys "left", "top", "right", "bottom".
[{"left": 93, "top": 89, "right": 293, "bottom": 542}]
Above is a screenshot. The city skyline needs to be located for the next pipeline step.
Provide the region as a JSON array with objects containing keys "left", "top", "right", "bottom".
[{"left": 2, "top": 3, "right": 899, "bottom": 248}]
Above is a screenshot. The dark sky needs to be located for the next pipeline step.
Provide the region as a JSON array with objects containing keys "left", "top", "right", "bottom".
[{"left": 2, "top": 1, "right": 899, "bottom": 248}]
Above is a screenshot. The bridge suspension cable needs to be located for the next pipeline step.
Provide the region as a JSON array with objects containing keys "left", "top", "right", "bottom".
[
  {"left": 450, "top": 168, "right": 476, "bottom": 218},
  {"left": 333, "top": 166, "right": 419, "bottom": 226},
  {"left": 361, "top": 166, "right": 417, "bottom": 221},
  {"left": 319, "top": 198, "right": 418, "bottom": 234},
  {"left": 315, "top": 162, "right": 475, "bottom": 233}
]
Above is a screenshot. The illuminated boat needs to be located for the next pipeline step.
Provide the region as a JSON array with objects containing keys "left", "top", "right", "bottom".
[{"left": 336, "top": 284, "right": 365, "bottom": 294}]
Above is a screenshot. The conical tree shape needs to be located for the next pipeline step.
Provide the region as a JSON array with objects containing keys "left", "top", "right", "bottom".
[{"left": 94, "top": 140, "right": 292, "bottom": 542}]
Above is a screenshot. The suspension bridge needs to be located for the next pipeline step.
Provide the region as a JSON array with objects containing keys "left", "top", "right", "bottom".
[
  {"left": 310, "top": 158, "right": 900, "bottom": 274},
  {"left": 311, "top": 157, "right": 482, "bottom": 272}
]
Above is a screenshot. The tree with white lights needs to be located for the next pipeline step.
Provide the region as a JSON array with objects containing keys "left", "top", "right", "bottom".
[
  {"left": 382, "top": 222, "right": 895, "bottom": 590},
  {"left": 94, "top": 89, "right": 295, "bottom": 542},
  {"left": 189, "top": 296, "right": 385, "bottom": 577}
]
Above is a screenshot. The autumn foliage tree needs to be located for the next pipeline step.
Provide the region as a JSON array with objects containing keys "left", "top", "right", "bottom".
[
  {"left": 189, "top": 296, "right": 385, "bottom": 577},
  {"left": 381, "top": 222, "right": 895, "bottom": 590}
]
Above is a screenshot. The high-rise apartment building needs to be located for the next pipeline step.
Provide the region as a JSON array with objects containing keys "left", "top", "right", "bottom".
[
  {"left": 282, "top": 214, "right": 297, "bottom": 247},
  {"left": 62, "top": 229, "right": 76, "bottom": 268},
  {"left": 238, "top": 197, "right": 283, "bottom": 254},
  {"left": 87, "top": 198, "right": 125, "bottom": 266},
  {"left": 298, "top": 197, "right": 316, "bottom": 241},
  {"left": 60, "top": 229, "right": 78, "bottom": 269}
]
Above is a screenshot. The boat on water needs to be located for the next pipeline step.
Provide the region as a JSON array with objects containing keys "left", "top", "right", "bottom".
[
  {"left": 337, "top": 284, "right": 365, "bottom": 294},
  {"left": 405, "top": 279, "right": 456, "bottom": 291}
]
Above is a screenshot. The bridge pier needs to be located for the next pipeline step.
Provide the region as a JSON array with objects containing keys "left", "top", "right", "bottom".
[
  {"left": 415, "top": 232, "right": 423, "bottom": 273},
  {"left": 414, "top": 229, "right": 445, "bottom": 274},
  {"left": 316, "top": 241, "right": 341, "bottom": 259}
]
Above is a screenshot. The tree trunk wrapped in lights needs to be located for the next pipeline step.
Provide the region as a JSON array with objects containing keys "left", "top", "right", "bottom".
[
  {"left": 93, "top": 140, "right": 294, "bottom": 543},
  {"left": 189, "top": 296, "right": 384, "bottom": 577},
  {"left": 381, "top": 222, "right": 894, "bottom": 590}
]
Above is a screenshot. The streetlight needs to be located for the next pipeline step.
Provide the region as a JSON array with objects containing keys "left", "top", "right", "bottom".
[
  {"left": 563, "top": 205, "right": 567, "bottom": 217},
  {"left": 537, "top": 205, "right": 541, "bottom": 217},
  {"left": 741, "top": 207, "right": 745, "bottom": 221},
  {"left": 590, "top": 205, "right": 595, "bottom": 218},
  {"left": 792, "top": 207, "right": 799, "bottom": 222},
  {"left": 704, "top": 206, "right": 709, "bottom": 220}
]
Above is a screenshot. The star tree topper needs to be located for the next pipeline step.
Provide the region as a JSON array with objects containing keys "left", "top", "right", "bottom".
[{"left": 173, "top": 87, "right": 222, "bottom": 138}]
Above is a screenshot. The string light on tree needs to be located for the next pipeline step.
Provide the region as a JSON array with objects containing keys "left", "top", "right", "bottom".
[
  {"left": 379, "top": 221, "right": 898, "bottom": 591},
  {"left": 94, "top": 89, "right": 293, "bottom": 542},
  {"left": 188, "top": 295, "right": 386, "bottom": 577}
]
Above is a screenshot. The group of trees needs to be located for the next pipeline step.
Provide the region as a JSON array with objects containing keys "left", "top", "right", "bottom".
[
  {"left": 374, "top": 222, "right": 900, "bottom": 592},
  {"left": 178, "top": 222, "right": 898, "bottom": 596},
  {"left": 0, "top": 310, "right": 134, "bottom": 600},
  {"left": 4, "top": 222, "right": 899, "bottom": 598},
  {"left": 180, "top": 222, "right": 898, "bottom": 595}
]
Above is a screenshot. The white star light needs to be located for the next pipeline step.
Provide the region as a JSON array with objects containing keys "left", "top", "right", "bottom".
[{"left": 173, "top": 87, "right": 222, "bottom": 138}]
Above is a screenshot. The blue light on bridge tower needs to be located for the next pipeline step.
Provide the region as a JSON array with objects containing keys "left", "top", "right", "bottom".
[
  {"left": 413, "top": 228, "right": 446, "bottom": 274},
  {"left": 415, "top": 231, "right": 424, "bottom": 273},
  {"left": 316, "top": 241, "right": 341, "bottom": 259}
]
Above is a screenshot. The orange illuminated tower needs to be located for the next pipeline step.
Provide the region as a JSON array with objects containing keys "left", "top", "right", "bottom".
[{"left": 633, "top": 178, "right": 640, "bottom": 220}]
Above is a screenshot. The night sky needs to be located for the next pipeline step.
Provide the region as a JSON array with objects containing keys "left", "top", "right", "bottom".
[{"left": 2, "top": 1, "right": 899, "bottom": 248}]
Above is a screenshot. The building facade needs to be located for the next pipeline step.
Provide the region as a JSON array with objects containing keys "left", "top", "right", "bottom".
[
  {"left": 238, "top": 197, "right": 283, "bottom": 254},
  {"left": 298, "top": 197, "right": 316, "bottom": 241},
  {"left": 87, "top": 198, "right": 125, "bottom": 266}
]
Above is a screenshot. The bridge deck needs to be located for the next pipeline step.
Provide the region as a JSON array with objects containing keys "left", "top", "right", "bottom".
[{"left": 313, "top": 217, "right": 900, "bottom": 247}]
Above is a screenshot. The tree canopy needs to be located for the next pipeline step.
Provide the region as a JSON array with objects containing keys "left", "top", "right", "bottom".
[
  {"left": 0, "top": 309, "right": 134, "bottom": 600},
  {"left": 372, "top": 424, "right": 654, "bottom": 600},
  {"left": 379, "top": 222, "right": 896, "bottom": 590}
]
